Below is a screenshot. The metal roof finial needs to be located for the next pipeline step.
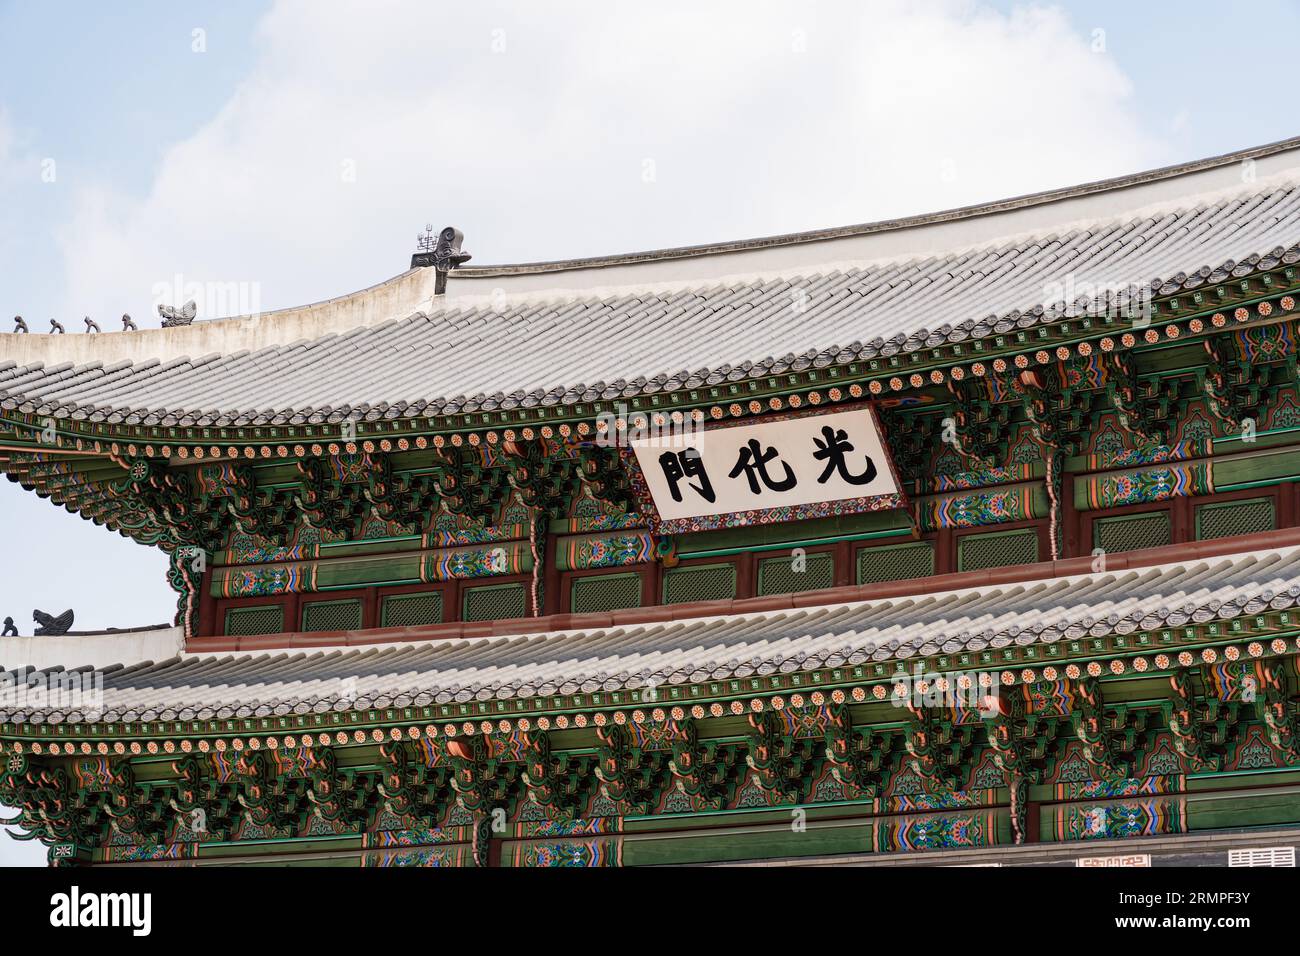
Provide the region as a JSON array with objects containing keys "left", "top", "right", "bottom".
[{"left": 416, "top": 223, "right": 436, "bottom": 253}]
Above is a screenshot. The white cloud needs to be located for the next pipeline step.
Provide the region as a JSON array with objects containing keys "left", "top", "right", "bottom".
[
  {"left": 0, "top": 110, "right": 34, "bottom": 283},
  {"left": 0, "top": 109, "right": 48, "bottom": 197},
  {"left": 0, "top": 110, "right": 11, "bottom": 167},
  {"left": 0, "top": 110, "right": 24, "bottom": 215},
  {"left": 58, "top": 0, "right": 1162, "bottom": 320}
]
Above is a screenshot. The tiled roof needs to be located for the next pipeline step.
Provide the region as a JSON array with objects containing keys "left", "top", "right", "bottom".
[
  {"left": 6, "top": 541, "right": 1298, "bottom": 724},
  {"left": 4, "top": 175, "right": 1300, "bottom": 427}
]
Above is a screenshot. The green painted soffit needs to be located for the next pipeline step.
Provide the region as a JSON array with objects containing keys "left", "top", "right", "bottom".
[{"left": 1214, "top": 446, "right": 1300, "bottom": 487}]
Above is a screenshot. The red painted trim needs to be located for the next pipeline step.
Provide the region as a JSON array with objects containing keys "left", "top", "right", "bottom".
[
  {"left": 1026, "top": 800, "right": 1040, "bottom": 845},
  {"left": 183, "top": 523, "right": 1300, "bottom": 653},
  {"left": 197, "top": 564, "right": 217, "bottom": 636},
  {"left": 1060, "top": 469, "right": 1079, "bottom": 560},
  {"left": 646, "top": 555, "right": 663, "bottom": 608},
  {"left": 737, "top": 549, "right": 756, "bottom": 598},
  {"left": 542, "top": 526, "right": 560, "bottom": 616}
]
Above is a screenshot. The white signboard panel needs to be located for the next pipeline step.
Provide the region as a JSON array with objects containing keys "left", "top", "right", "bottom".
[{"left": 629, "top": 406, "right": 903, "bottom": 531}]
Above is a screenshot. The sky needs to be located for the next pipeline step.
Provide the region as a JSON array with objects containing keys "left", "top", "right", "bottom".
[{"left": 1, "top": 0, "right": 1298, "bottom": 866}]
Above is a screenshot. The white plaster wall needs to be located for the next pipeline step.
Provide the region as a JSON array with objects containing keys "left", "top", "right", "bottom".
[
  {"left": 0, "top": 267, "right": 439, "bottom": 369},
  {"left": 0, "top": 626, "right": 183, "bottom": 671}
]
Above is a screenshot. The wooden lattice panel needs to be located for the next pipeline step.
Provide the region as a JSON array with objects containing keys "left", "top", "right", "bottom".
[
  {"left": 757, "top": 552, "right": 834, "bottom": 596},
  {"left": 1197, "top": 498, "right": 1275, "bottom": 541},
  {"left": 958, "top": 529, "right": 1038, "bottom": 572},
  {"left": 662, "top": 565, "right": 737, "bottom": 605},
  {"left": 224, "top": 605, "right": 284, "bottom": 637},
  {"left": 462, "top": 583, "right": 528, "bottom": 622},
  {"left": 381, "top": 592, "right": 444, "bottom": 628},
  {"left": 571, "top": 574, "right": 642, "bottom": 614},
  {"left": 857, "top": 541, "right": 934, "bottom": 585},
  {"left": 1093, "top": 512, "right": 1172, "bottom": 555},
  {"left": 302, "top": 600, "right": 363, "bottom": 633}
]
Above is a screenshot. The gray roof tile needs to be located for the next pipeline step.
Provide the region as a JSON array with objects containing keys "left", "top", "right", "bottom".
[
  {"left": 5, "top": 182, "right": 1300, "bottom": 423},
  {"left": 3, "top": 544, "right": 1297, "bottom": 723}
]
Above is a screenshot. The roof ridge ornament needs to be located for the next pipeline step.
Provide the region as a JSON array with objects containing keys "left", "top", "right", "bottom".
[
  {"left": 412, "top": 224, "right": 471, "bottom": 295},
  {"left": 12, "top": 315, "right": 26, "bottom": 333},
  {"left": 32, "top": 608, "right": 74, "bottom": 636},
  {"left": 158, "top": 299, "right": 197, "bottom": 328}
]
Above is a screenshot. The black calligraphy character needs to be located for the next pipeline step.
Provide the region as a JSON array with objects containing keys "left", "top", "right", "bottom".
[
  {"left": 728, "top": 439, "right": 797, "bottom": 495},
  {"left": 812, "top": 425, "right": 878, "bottom": 485},
  {"left": 658, "top": 448, "right": 716, "bottom": 503}
]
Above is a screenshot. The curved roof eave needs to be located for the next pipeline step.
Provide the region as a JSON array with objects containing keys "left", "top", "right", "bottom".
[{"left": 4, "top": 136, "right": 1300, "bottom": 425}]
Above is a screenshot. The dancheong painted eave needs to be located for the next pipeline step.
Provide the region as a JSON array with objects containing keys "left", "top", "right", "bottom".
[{"left": 5, "top": 137, "right": 1300, "bottom": 434}]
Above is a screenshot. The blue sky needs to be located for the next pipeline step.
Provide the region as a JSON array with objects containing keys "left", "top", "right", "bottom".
[
  {"left": 0, "top": 2, "right": 266, "bottom": 314},
  {"left": 1, "top": 0, "right": 1298, "bottom": 866}
]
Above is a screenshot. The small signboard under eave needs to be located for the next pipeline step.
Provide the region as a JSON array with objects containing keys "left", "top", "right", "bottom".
[{"left": 624, "top": 404, "right": 908, "bottom": 534}]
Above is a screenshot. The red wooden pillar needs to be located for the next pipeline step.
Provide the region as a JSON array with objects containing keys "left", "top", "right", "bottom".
[
  {"left": 1059, "top": 470, "right": 1079, "bottom": 560},
  {"left": 196, "top": 565, "right": 217, "bottom": 638},
  {"left": 736, "top": 552, "right": 756, "bottom": 598},
  {"left": 362, "top": 586, "right": 380, "bottom": 630},
  {"left": 644, "top": 559, "right": 661, "bottom": 608},
  {"left": 542, "top": 527, "right": 561, "bottom": 616},
  {"left": 286, "top": 592, "right": 302, "bottom": 634},
  {"left": 834, "top": 539, "right": 853, "bottom": 587},
  {"left": 935, "top": 528, "right": 954, "bottom": 576},
  {"left": 448, "top": 580, "right": 463, "bottom": 622}
]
